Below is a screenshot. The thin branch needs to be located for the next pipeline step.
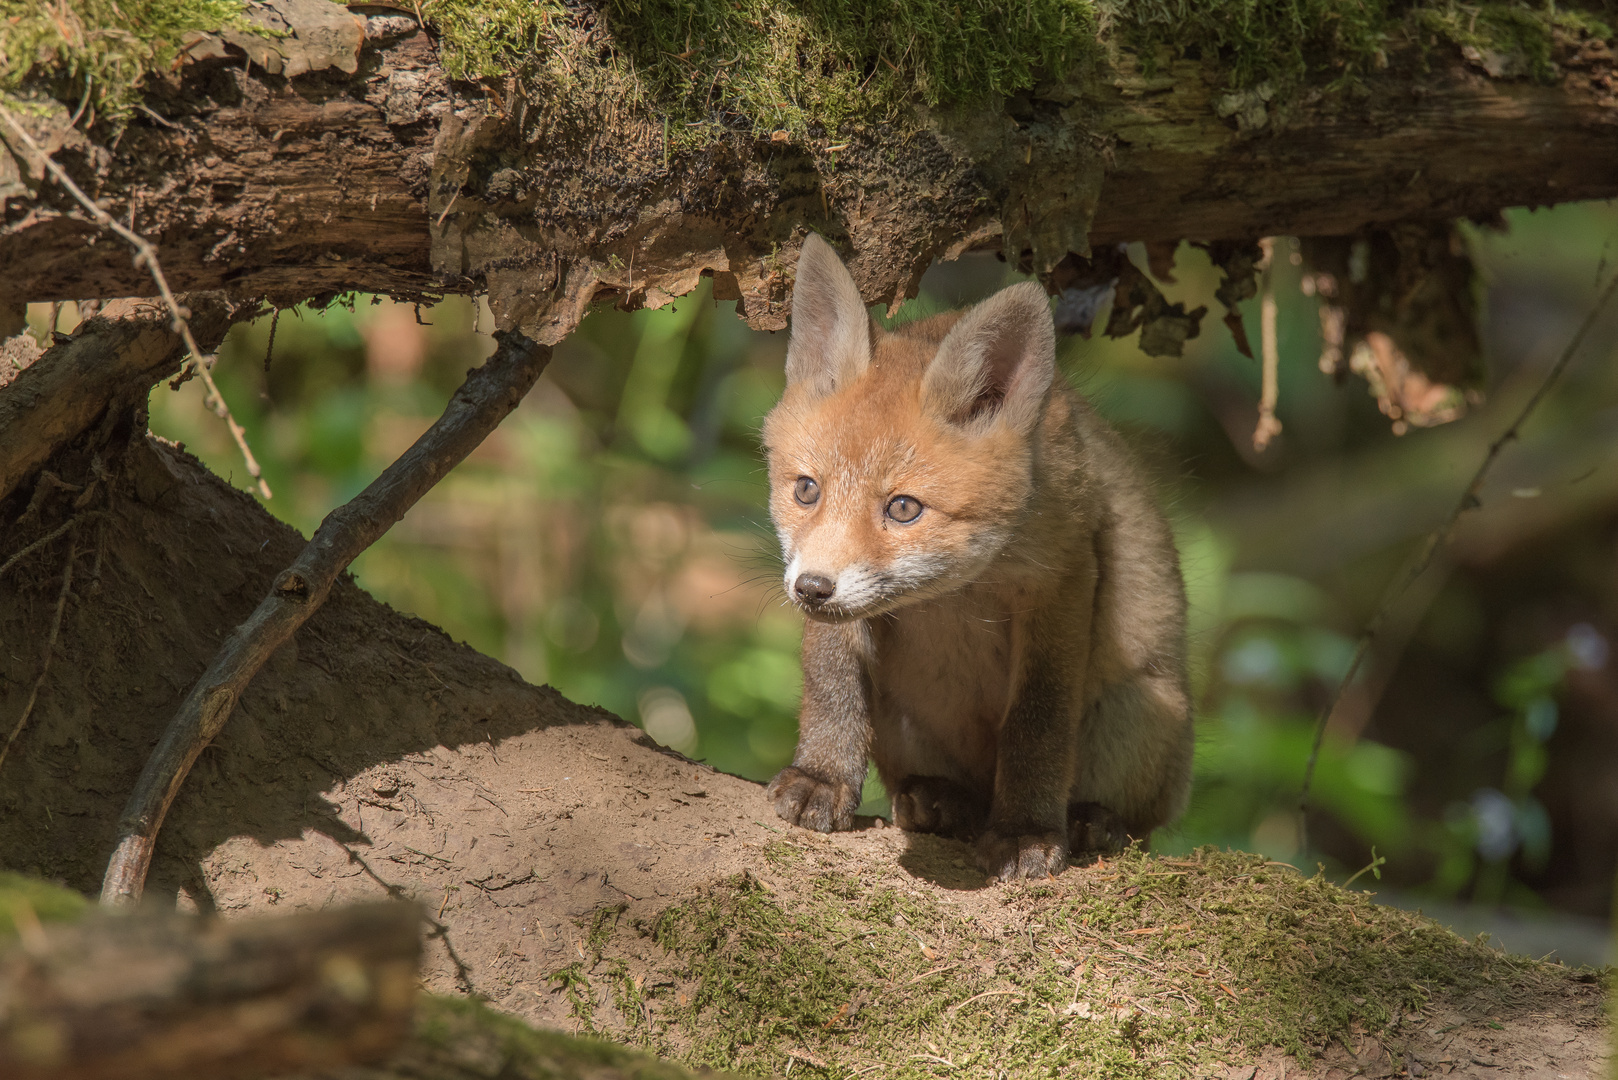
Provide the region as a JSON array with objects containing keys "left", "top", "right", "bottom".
[
  {"left": 0, "top": 105, "right": 271, "bottom": 499},
  {"left": 0, "top": 533, "right": 78, "bottom": 774},
  {"left": 99, "top": 331, "right": 550, "bottom": 907},
  {"left": 1298, "top": 267, "right": 1618, "bottom": 837}
]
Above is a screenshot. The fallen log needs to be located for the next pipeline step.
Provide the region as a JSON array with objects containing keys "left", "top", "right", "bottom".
[{"left": 0, "top": 901, "right": 420, "bottom": 1080}]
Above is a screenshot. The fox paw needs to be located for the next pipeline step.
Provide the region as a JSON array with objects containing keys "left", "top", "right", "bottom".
[
  {"left": 975, "top": 828, "right": 1068, "bottom": 881},
  {"left": 1068, "top": 802, "right": 1130, "bottom": 854},
  {"left": 767, "top": 766, "right": 859, "bottom": 832},
  {"left": 892, "top": 776, "right": 988, "bottom": 839}
]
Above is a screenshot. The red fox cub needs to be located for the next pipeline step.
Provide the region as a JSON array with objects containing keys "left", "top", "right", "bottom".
[{"left": 762, "top": 235, "right": 1194, "bottom": 880}]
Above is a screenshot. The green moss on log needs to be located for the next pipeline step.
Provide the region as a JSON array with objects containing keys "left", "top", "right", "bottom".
[
  {"left": 0, "top": 0, "right": 248, "bottom": 121},
  {"left": 2, "top": 1, "right": 1614, "bottom": 141}
]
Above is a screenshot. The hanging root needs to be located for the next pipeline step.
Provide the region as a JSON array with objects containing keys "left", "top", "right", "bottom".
[
  {"left": 1252, "top": 237, "right": 1283, "bottom": 452},
  {"left": 0, "top": 530, "right": 79, "bottom": 774}
]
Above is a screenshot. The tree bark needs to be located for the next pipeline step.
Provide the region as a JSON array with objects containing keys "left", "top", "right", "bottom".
[
  {"left": 1, "top": 15, "right": 1615, "bottom": 344},
  {"left": 0, "top": 295, "right": 238, "bottom": 505},
  {"left": 0, "top": 902, "right": 419, "bottom": 1080}
]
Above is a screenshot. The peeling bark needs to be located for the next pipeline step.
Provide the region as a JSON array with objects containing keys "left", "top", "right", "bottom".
[
  {"left": 0, "top": 295, "right": 239, "bottom": 504},
  {"left": 2, "top": 15, "right": 1617, "bottom": 349}
]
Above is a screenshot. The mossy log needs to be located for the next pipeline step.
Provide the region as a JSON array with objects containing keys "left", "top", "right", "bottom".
[
  {"left": 0, "top": 879, "right": 725, "bottom": 1080},
  {"left": 2, "top": 2, "right": 1618, "bottom": 349},
  {"left": 0, "top": 901, "right": 420, "bottom": 1080}
]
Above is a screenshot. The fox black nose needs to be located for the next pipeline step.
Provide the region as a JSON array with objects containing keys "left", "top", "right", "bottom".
[{"left": 794, "top": 573, "right": 836, "bottom": 606}]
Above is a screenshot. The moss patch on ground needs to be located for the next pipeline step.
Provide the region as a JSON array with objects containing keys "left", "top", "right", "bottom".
[
  {"left": 560, "top": 844, "right": 1591, "bottom": 1078},
  {"left": 0, "top": 869, "right": 88, "bottom": 937},
  {"left": 407, "top": 994, "right": 733, "bottom": 1079}
]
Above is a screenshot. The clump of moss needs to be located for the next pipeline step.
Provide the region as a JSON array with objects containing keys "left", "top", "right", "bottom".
[
  {"left": 563, "top": 846, "right": 1584, "bottom": 1078},
  {"left": 427, "top": 0, "right": 1618, "bottom": 141},
  {"left": 412, "top": 994, "right": 725, "bottom": 1079},
  {"left": 4, "top": 0, "right": 1614, "bottom": 146},
  {"left": 1412, "top": 2, "right": 1613, "bottom": 82},
  {"left": 1099, "top": 0, "right": 1399, "bottom": 88},
  {"left": 0, "top": 0, "right": 250, "bottom": 123},
  {"left": 0, "top": 869, "right": 88, "bottom": 936}
]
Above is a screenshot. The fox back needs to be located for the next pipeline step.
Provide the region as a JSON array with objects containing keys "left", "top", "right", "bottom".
[{"left": 762, "top": 235, "right": 1192, "bottom": 880}]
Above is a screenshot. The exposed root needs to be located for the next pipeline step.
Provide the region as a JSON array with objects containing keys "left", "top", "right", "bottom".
[{"left": 0, "top": 531, "right": 78, "bottom": 774}]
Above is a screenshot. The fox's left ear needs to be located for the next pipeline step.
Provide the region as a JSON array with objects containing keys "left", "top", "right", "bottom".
[{"left": 922, "top": 281, "right": 1055, "bottom": 435}]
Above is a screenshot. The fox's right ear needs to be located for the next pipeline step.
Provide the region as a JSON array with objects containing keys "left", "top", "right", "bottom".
[{"left": 784, "top": 234, "right": 871, "bottom": 398}]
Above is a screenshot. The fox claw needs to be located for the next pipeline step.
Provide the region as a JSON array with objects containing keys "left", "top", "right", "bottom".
[
  {"left": 975, "top": 828, "right": 1068, "bottom": 881},
  {"left": 767, "top": 766, "right": 859, "bottom": 832}
]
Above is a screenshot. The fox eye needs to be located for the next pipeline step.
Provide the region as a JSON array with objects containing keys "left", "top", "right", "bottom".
[
  {"left": 886, "top": 495, "right": 923, "bottom": 524},
  {"left": 794, "top": 476, "right": 820, "bottom": 506}
]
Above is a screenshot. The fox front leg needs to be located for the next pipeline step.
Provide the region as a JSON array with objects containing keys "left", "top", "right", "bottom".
[
  {"left": 978, "top": 602, "right": 1091, "bottom": 880},
  {"left": 767, "top": 620, "right": 872, "bottom": 832}
]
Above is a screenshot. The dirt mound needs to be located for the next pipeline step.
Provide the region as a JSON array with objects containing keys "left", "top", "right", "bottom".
[{"left": 0, "top": 436, "right": 1606, "bottom": 1078}]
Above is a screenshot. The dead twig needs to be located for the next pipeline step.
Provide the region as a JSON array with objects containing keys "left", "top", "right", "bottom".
[
  {"left": 0, "top": 104, "right": 270, "bottom": 499},
  {"left": 99, "top": 330, "right": 550, "bottom": 907},
  {"left": 1298, "top": 267, "right": 1618, "bottom": 838},
  {"left": 0, "top": 534, "right": 78, "bottom": 774}
]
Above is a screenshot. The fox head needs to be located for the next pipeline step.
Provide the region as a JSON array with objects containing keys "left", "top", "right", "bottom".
[{"left": 762, "top": 234, "right": 1058, "bottom": 622}]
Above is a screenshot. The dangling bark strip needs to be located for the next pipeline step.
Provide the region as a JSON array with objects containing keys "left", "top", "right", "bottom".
[
  {"left": 1297, "top": 268, "right": 1618, "bottom": 844},
  {"left": 99, "top": 329, "right": 550, "bottom": 907}
]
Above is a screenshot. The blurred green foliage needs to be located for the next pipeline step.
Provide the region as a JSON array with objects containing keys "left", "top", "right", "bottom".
[{"left": 129, "top": 200, "right": 1618, "bottom": 910}]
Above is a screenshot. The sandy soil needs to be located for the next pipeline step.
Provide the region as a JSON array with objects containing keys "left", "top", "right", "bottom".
[{"left": 0, "top": 436, "right": 1606, "bottom": 1077}]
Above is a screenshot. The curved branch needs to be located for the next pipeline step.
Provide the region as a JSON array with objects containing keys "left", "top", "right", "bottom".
[{"left": 99, "top": 329, "right": 551, "bottom": 907}]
